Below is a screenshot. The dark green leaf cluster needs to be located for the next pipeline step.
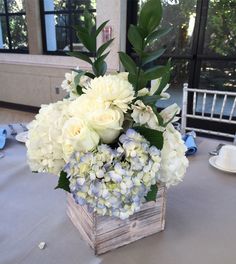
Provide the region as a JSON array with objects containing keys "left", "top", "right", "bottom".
[
  {"left": 119, "top": 0, "right": 172, "bottom": 94},
  {"left": 145, "top": 184, "right": 158, "bottom": 202},
  {"left": 67, "top": 10, "right": 114, "bottom": 78},
  {"left": 55, "top": 171, "right": 70, "bottom": 193}
]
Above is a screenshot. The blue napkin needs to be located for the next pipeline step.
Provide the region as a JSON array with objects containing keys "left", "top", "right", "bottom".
[
  {"left": 0, "top": 128, "right": 7, "bottom": 149},
  {"left": 183, "top": 134, "right": 197, "bottom": 156}
]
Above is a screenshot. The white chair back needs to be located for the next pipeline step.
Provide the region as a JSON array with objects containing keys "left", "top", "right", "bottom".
[{"left": 181, "top": 83, "right": 236, "bottom": 140}]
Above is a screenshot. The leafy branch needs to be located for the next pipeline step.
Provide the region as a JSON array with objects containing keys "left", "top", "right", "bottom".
[
  {"left": 67, "top": 10, "right": 114, "bottom": 77},
  {"left": 119, "top": 0, "right": 172, "bottom": 95}
]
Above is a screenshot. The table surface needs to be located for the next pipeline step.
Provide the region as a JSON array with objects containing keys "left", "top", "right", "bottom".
[{"left": 1, "top": 127, "right": 236, "bottom": 264}]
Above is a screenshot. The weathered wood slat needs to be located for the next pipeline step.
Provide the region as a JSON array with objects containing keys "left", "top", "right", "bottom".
[{"left": 67, "top": 184, "right": 167, "bottom": 255}]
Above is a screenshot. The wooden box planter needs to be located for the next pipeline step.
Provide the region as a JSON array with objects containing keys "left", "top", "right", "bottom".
[{"left": 67, "top": 184, "right": 167, "bottom": 255}]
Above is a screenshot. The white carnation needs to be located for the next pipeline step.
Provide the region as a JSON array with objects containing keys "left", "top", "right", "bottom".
[
  {"left": 158, "top": 124, "right": 189, "bottom": 187},
  {"left": 83, "top": 75, "right": 135, "bottom": 112},
  {"left": 26, "top": 100, "right": 70, "bottom": 175}
]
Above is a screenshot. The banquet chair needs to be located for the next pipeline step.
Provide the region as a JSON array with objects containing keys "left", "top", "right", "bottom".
[{"left": 181, "top": 83, "right": 236, "bottom": 141}]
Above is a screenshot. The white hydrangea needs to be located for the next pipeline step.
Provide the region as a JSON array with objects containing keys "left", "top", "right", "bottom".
[
  {"left": 83, "top": 75, "right": 135, "bottom": 113},
  {"left": 65, "top": 129, "right": 161, "bottom": 219},
  {"left": 158, "top": 124, "right": 189, "bottom": 187},
  {"left": 26, "top": 100, "right": 70, "bottom": 175}
]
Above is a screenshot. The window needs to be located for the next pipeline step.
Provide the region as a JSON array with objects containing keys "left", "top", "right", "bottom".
[
  {"left": 40, "top": 0, "right": 96, "bottom": 54},
  {"left": 128, "top": 0, "right": 236, "bottom": 137},
  {"left": 0, "top": 0, "right": 28, "bottom": 52}
]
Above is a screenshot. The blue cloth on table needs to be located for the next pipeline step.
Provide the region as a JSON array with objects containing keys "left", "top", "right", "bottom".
[
  {"left": 0, "top": 128, "right": 7, "bottom": 150},
  {"left": 183, "top": 134, "right": 197, "bottom": 156}
]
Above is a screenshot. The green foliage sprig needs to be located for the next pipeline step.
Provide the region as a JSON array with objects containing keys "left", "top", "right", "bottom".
[
  {"left": 119, "top": 0, "right": 171, "bottom": 95},
  {"left": 67, "top": 10, "right": 114, "bottom": 78}
]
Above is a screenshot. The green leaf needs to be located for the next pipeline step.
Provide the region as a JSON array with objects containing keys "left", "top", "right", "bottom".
[
  {"left": 133, "top": 126, "right": 164, "bottom": 149},
  {"left": 137, "top": 69, "right": 148, "bottom": 91},
  {"left": 76, "top": 84, "right": 83, "bottom": 95},
  {"left": 84, "top": 9, "right": 94, "bottom": 34},
  {"left": 93, "top": 56, "right": 107, "bottom": 76},
  {"left": 71, "top": 69, "right": 95, "bottom": 79},
  {"left": 84, "top": 72, "right": 96, "bottom": 79},
  {"left": 67, "top": 51, "right": 92, "bottom": 65},
  {"left": 138, "top": 95, "right": 161, "bottom": 104},
  {"left": 55, "top": 171, "right": 70, "bottom": 193},
  {"left": 157, "top": 59, "right": 172, "bottom": 93},
  {"left": 145, "top": 184, "right": 158, "bottom": 202},
  {"left": 76, "top": 29, "right": 94, "bottom": 52},
  {"left": 97, "top": 38, "right": 114, "bottom": 57},
  {"left": 151, "top": 105, "right": 164, "bottom": 126},
  {"left": 118, "top": 52, "right": 137, "bottom": 75},
  {"left": 73, "top": 71, "right": 86, "bottom": 95},
  {"left": 128, "top": 25, "right": 143, "bottom": 54},
  {"left": 145, "top": 27, "right": 172, "bottom": 44},
  {"left": 144, "top": 65, "right": 166, "bottom": 81},
  {"left": 142, "top": 48, "right": 166, "bottom": 66},
  {"left": 99, "top": 51, "right": 110, "bottom": 61},
  {"left": 74, "top": 71, "right": 84, "bottom": 85},
  {"left": 128, "top": 73, "right": 137, "bottom": 88},
  {"left": 138, "top": 0, "right": 162, "bottom": 36},
  {"left": 96, "top": 20, "right": 109, "bottom": 37}
]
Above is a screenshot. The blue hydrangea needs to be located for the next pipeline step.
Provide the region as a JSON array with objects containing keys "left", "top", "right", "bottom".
[{"left": 65, "top": 129, "right": 161, "bottom": 219}]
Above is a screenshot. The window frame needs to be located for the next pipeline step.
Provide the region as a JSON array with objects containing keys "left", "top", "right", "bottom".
[
  {"left": 40, "top": 0, "right": 96, "bottom": 55},
  {"left": 127, "top": 0, "right": 236, "bottom": 139},
  {"left": 0, "top": 0, "right": 28, "bottom": 53}
]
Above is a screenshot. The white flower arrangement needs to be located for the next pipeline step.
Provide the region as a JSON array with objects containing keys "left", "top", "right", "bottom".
[{"left": 26, "top": 0, "right": 188, "bottom": 219}]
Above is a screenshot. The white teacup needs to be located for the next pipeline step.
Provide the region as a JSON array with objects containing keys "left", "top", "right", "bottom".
[{"left": 215, "top": 145, "right": 236, "bottom": 171}]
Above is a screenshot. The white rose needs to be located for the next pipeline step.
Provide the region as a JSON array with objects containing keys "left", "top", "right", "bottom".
[
  {"left": 88, "top": 108, "right": 124, "bottom": 143},
  {"left": 62, "top": 117, "right": 99, "bottom": 160},
  {"left": 131, "top": 100, "right": 160, "bottom": 130},
  {"left": 160, "top": 103, "right": 180, "bottom": 123}
]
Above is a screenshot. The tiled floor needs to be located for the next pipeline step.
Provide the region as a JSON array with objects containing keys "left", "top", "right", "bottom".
[{"left": 0, "top": 108, "right": 36, "bottom": 124}]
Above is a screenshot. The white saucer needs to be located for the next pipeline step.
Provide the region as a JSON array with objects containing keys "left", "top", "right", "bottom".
[
  {"left": 209, "top": 156, "right": 236, "bottom": 173},
  {"left": 15, "top": 131, "right": 28, "bottom": 143}
]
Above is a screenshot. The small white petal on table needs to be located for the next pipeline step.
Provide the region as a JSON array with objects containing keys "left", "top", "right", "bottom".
[{"left": 38, "top": 242, "right": 46, "bottom": 250}]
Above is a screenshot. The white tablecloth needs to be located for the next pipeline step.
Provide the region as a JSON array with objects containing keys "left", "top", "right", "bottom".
[{"left": 1, "top": 130, "right": 236, "bottom": 264}]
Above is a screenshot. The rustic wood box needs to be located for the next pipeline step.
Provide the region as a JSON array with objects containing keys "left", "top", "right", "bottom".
[{"left": 67, "top": 185, "right": 167, "bottom": 255}]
